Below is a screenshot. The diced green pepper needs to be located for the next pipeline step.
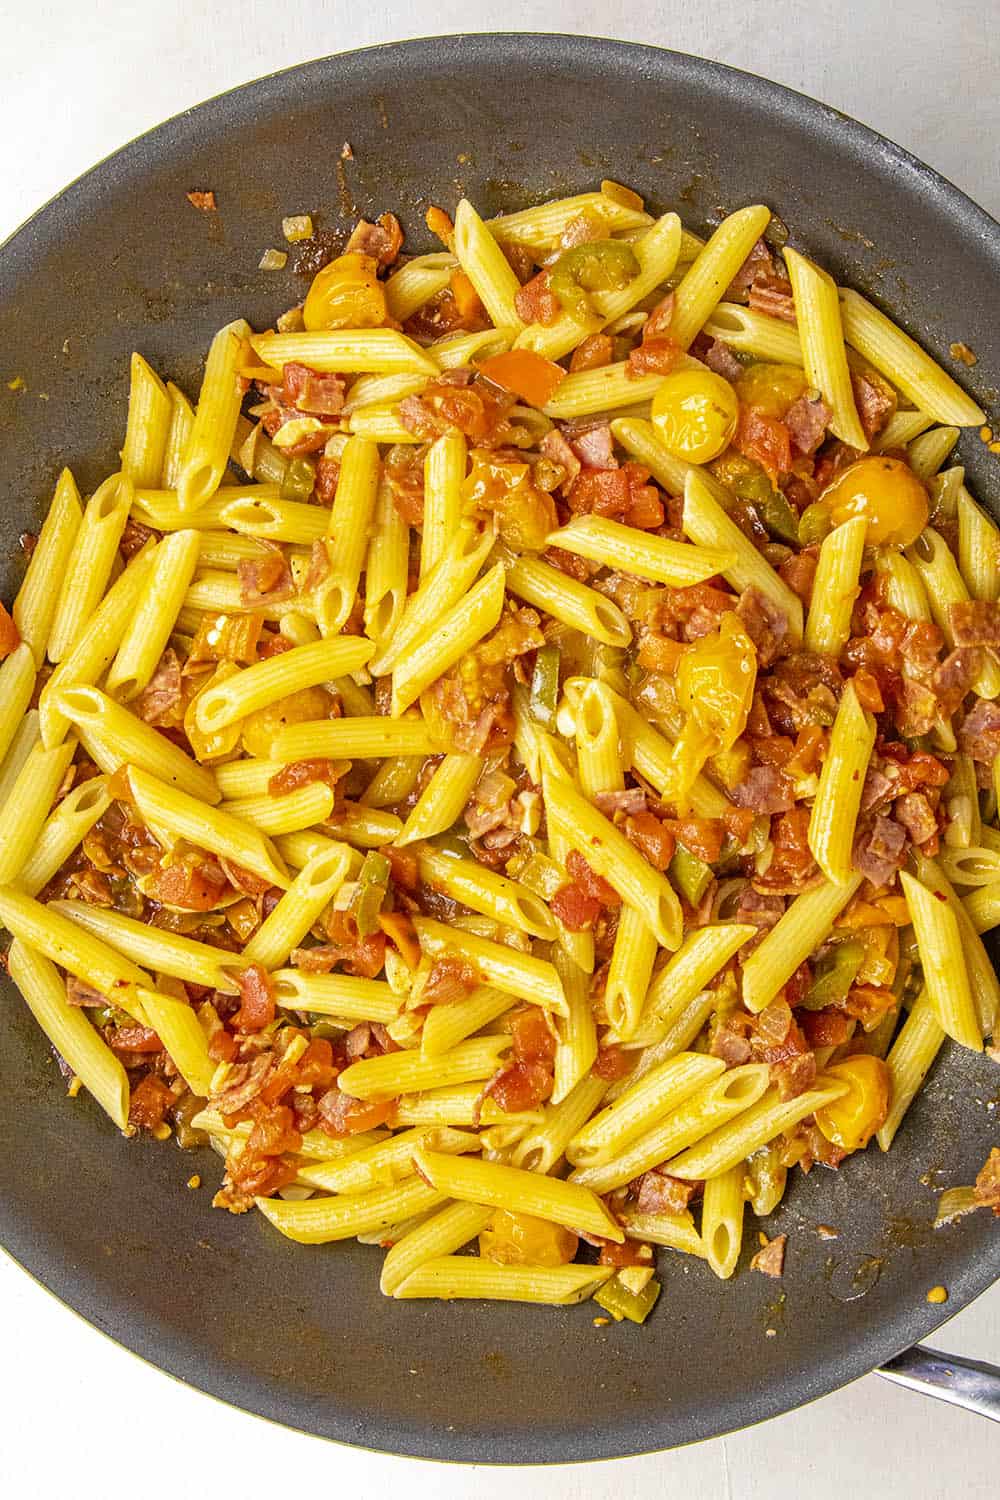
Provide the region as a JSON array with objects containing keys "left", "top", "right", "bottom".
[
  {"left": 801, "top": 937, "right": 864, "bottom": 1010},
  {"left": 798, "top": 500, "right": 833, "bottom": 546},
  {"left": 756, "top": 488, "right": 801, "bottom": 546},
  {"left": 548, "top": 240, "right": 640, "bottom": 319},
  {"left": 351, "top": 850, "right": 391, "bottom": 936},
  {"left": 280, "top": 456, "right": 317, "bottom": 502},
  {"left": 593, "top": 1272, "right": 662, "bottom": 1325},
  {"left": 529, "top": 644, "right": 561, "bottom": 729},
  {"left": 670, "top": 845, "right": 713, "bottom": 907}
]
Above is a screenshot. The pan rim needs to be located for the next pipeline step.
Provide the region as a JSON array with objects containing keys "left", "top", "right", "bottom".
[{"left": 0, "top": 32, "right": 997, "bottom": 1463}]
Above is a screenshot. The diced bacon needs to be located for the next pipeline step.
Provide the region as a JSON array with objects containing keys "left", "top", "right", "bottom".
[
  {"left": 932, "top": 647, "right": 982, "bottom": 713},
  {"left": 544, "top": 544, "right": 599, "bottom": 581},
  {"left": 120, "top": 517, "right": 159, "bottom": 561},
  {"left": 729, "top": 766, "right": 795, "bottom": 814},
  {"left": 725, "top": 237, "right": 776, "bottom": 299},
  {"left": 750, "top": 1232, "right": 787, "bottom": 1277},
  {"left": 267, "top": 758, "right": 345, "bottom": 795},
  {"left": 314, "top": 455, "right": 340, "bottom": 503},
  {"left": 772, "top": 1049, "right": 817, "bottom": 1101},
  {"left": 570, "top": 333, "right": 614, "bottom": 372},
  {"left": 592, "top": 787, "right": 648, "bottom": 819},
  {"left": 66, "top": 976, "right": 106, "bottom": 1007},
  {"left": 317, "top": 1088, "right": 394, "bottom": 1136},
  {"left": 213, "top": 1055, "right": 273, "bottom": 1118},
  {"left": 634, "top": 1170, "right": 696, "bottom": 1215},
  {"left": 852, "top": 815, "right": 907, "bottom": 886},
  {"left": 136, "top": 649, "right": 184, "bottom": 726},
  {"left": 974, "top": 1146, "right": 1000, "bottom": 1216},
  {"left": 108, "top": 1025, "right": 162, "bottom": 1054},
  {"left": 345, "top": 212, "right": 403, "bottom": 268},
  {"left": 128, "top": 1074, "right": 174, "bottom": 1130},
  {"left": 736, "top": 586, "right": 790, "bottom": 668},
  {"left": 508, "top": 1006, "right": 556, "bottom": 1066},
  {"left": 233, "top": 964, "right": 276, "bottom": 1033},
  {"left": 850, "top": 371, "right": 896, "bottom": 440},
  {"left": 733, "top": 406, "right": 792, "bottom": 481},
  {"left": 643, "top": 293, "right": 676, "bottom": 339},
  {"left": 703, "top": 339, "right": 743, "bottom": 381},
  {"left": 515, "top": 271, "right": 561, "bottom": 326},
  {"left": 570, "top": 422, "right": 616, "bottom": 470},
  {"left": 893, "top": 791, "right": 937, "bottom": 845},
  {"left": 540, "top": 429, "right": 582, "bottom": 490},
  {"left": 398, "top": 376, "right": 515, "bottom": 445},
  {"left": 785, "top": 393, "right": 831, "bottom": 456},
  {"left": 779, "top": 548, "right": 818, "bottom": 605},
  {"left": 958, "top": 697, "right": 1000, "bottom": 763},
  {"left": 949, "top": 600, "right": 1000, "bottom": 647},
  {"left": 736, "top": 886, "right": 785, "bottom": 929},
  {"left": 748, "top": 274, "right": 796, "bottom": 322},
  {"left": 710, "top": 1014, "right": 753, "bottom": 1065},
  {"left": 281, "top": 362, "right": 346, "bottom": 416},
  {"left": 800, "top": 1008, "right": 852, "bottom": 1049}
]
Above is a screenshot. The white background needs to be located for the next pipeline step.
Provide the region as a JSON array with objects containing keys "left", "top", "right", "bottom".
[{"left": 2, "top": 3, "right": 999, "bottom": 1496}]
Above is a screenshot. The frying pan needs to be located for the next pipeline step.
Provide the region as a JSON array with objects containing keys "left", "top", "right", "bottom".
[{"left": 0, "top": 34, "right": 998, "bottom": 1463}]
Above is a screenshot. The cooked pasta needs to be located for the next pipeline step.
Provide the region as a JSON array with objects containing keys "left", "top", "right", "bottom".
[{"left": 2, "top": 182, "right": 995, "bottom": 1323}]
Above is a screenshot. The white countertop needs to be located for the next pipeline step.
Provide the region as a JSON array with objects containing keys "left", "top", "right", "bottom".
[{"left": 2, "top": 5, "right": 998, "bottom": 1496}]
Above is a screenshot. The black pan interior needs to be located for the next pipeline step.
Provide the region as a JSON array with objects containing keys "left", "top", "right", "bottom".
[{"left": 0, "top": 34, "right": 998, "bottom": 1464}]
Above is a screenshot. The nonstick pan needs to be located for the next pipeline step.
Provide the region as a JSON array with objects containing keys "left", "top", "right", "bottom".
[{"left": 0, "top": 34, "right": 998, "bottom": 1464}]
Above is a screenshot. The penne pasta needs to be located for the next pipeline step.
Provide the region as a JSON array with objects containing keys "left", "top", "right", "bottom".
[
  {"left": 666, "top": 1077, "right": 850, "bottom": 1180},
  {"left": 784, "top": 247, "right": 867, "bottom": 449},
  {"left": 413, "top": 915, "right": 567, "bottom": 1016},
  {"left": 251, "top": 329, "right": 439, "bottom": 376},
  {"left": 876, "top": 990, "right": 945, "bottom": 1151},
  {"left": 741, "top": 876, "right": 862, "bottom": 1014},
  {"left": 138, "top": 980, "right": 216, "bottom": 1097},
  {"left": 273, "top": 969, "right": 402, "bottom": 1024},
  {"left": 906, "top": 528, "right": 1000, "bottom": 698},
  {"left": 412, "top": 1147, "right": 623, "bottom": 1242},
  {"left": 504, "top": 551, "right": 631, "bottom": 647},
  {"left": 384, "top": 253, "right": 456, "bottom": 322},
  {"left": 807, "top": 680, "right": 876, "bottom": 884},
  {"left": 162, "top": 382, "right": 196, "bottom": 489},
  {"left": 314, "top": 435, "right": 381, "bottom": 636},
  {"left": 603, "top": 905, "right": 658, "bottom": 1042},
  {"left": 54, "top": 685, "right": 220, "bottom": 803},
  {"left": 683, "top": 470, "right": 804, "bottom": 640},
  {"left": 194, "top": 636, "right": 373, "bottom": 734},
  {"left": 907, "top": 425, "right": 959, "bottom": 480},
  {"left": 50, "top": 900, "right": 242, "bottom": 994},
  {"left": 13, "top": 470, "right": 83, "bottom": 666},
  {"left": 453, "top": 198, "right": 524, "bottom": 329},
  {"left": 0, "top": 644, "right": 37, "bottom": 767},
  {"left": 46, "top": 474, "right": 133, "bottom": 663},
  {"left": 669, "top": 205, "right": 771, "bottom": 349},
  {"left": 0, "top": 741, "right": 76, "bottom": 885},
  {"left": 218, "top": 493, "right": 330, "bottom": 544},
  {"left": 297, "top": 1126, "right": 480, "bottom": 1195},
  {"left": 271, "top": 716, "right": 444, "bottom": 762},
  {"left": 804, "top": 517, "right": 867, "bottom": 656},
  {"left": 126, "top": 765, "right": 290, "bottom": 889},
  {"left": 486, "top": 191, "right": 652, "bottom": 249},
  {"left": 900, "top": 870, "right": 982, "bottom": 1051},
  {"left": 17, "top": 775, "right": 112, "bottom": 898},
  {"left": 369, "top": 519, "right": 495, "bottom": 677},
  {"left": 545, "top": 513, "right": 734, "bottom": 589},
  {"left": 620, "top": 1209, "right": 705, "bottom": 1259},
  {"left": 396, "top": 754, "right": 483, "bottom": 846},
  {"left": 0, "top": 887, "right": 151, "bottom": 1022},
  {"left": 392, "top": 1257, "right": 612, "bottom": 1305},
  {"left": 567, "top": 1052, "right": 726, "bottom": 1169},
  {"left": 421, "top": 431, "right": 467, "bottom": 579},
  {"left": 177, "top": 318, "right": 252, "bottom": 512},
  {"left": 838, "top": 288, "right": 985, "bottom": 426},
  {"left": 551, "top": 949, "right": 599, "bottom": 1104},
  {"left": 701, "top": 1163, "right": 746, "bottom": 1280},
  {"left": 391, "top": 563, "right": 506, "bottom": 715},
  {"left": 626, "top": 924, "right": 754, "bottom": 1049},
  {"left": 8, "top": 940, "right": 131, "bottom": 1132},
  {"left": 421, "top": 985, "right": 513, "bottom": 1058},
  {"left": 379, "top": 1202, "right": 492, "bottom": 1297},
  {"left": 121, "top": 353, "right": 172, "bottom": 489},
  {"left": 257, "top": 1177, "right": 445, "bottom": 1244},
  {"left": 220, "top": 783, "right": 335, "bottom": 835},
  {"left": 337, "top": 1035, "right": 511, "bottom": 1100},
  {"left": 417, "top": 847, "right": 557, "bottom": 941},
  {"left": 957, "top": 486, "right": 1000, "bottom": 601},
  {"left": 240, "top": 844, "right": 353, "bottom": 970},
  {"left": 364, "top": 479, "right": 409, "bottom": 647},
  {"left": 701, "top": 302, "right": 803, "bottom": 365}
]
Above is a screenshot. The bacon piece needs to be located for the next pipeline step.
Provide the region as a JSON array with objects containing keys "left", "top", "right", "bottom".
[
  {"left": 233, "top": 964, "right": 276, "bottom": 1032},
  {"left": 515, "top": 271, "right": 561, "bottom": 326},
  {"left": 772, "top": 1048, "right": 817, "bottom": 1101},
  {"left": 949, "top": 600, "right": 1000, "bottom": 647},
  {"left": 345, "top": 212, "right": 403, "bottom": 268},
  {"left": 932, "top": 648, "right": 981, "bottom": 714},
  {"left": 710, "top": 1012, "right": 753, "bottom": 1065},
  {"left": 694, "top": 337, "right": 739, "bottom": 382},
  {"left": 736, "top": 586, "right": 790, "bottom": 668},
  {"left": 748, "top": 273, "right": 795, "bottom": 322},
  {"left": 213, "top": 1055, "right": 273, "bottom": 1119},
  {"left": 779, "top": 548, "right": 818, "bottom": 605},
  {"left": 974, "top": 1146, "right": 1000, "bottom": 1217},
  {"left": 540, "top": 429, "right": 582, "bottom": 490},
  {"left": 281, "top": 362, "right": 346, "bottom": 416},
  {"left": 785, "top": 393, "right": 831, "bottom": 456},
  {"left": 729, "top": 765, "right": 795, "bottom": 814},
  {"left": 800, "top": 1007, "right": 852, "bottom": 1049},
  {"left": 592, "top": 788, "right": 647, "bottom": 819},
  {"left": 725, "top": 238, "right": 776, "bottom": 299},
  {"left": 893, "top": 791, "right": 937, "bottom": 845},
  {"left": 66, "top": 976, "right": 106, "bottom": 1007},
  {"left": 108, "top": 1025, "right": 162, "bottom": 1054},
  {"left": 136, "top": 649, "right": 184, "bottom": 727},
  {"left": 128, "top": 1074, "right": 174, "bottom": 1130},
  {"left": 634, "top": 1170, "right": 696, "bottom": 1216},
  {"left": 570, "top": 422, "right": 616, "bottom": 470},
  {"left": 314, "top": 455, "right": 340, "bottom": 503},
  {"left": 398, "top": 376, "right": 515, "bottom": 445},
  {"left": 850, "top": 371, "right": 895, "bottom": 440},
  {"left": 120, "top": 517, "right": 159, "bottom": 561},
  {"left": 267, "top": 758, "right": 345, "bottom": 796},
  {"left": 958, "top": 697, "right": 1000, "bottom": 762},
  {"left": 852, "top": 815, "right": 907, "bottom": 887},
  {"left": 238, "top": 547, "right": 294, "bottom": 606},
  {"left": 750, "top": 1232, "right": 787, "bottom": 1277},
  {"left": 316, "top": 1089, "right": 394, "bottom": 1137}
]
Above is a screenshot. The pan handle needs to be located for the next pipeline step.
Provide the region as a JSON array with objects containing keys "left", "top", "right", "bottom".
[{"left": 875, "top": 1344, "right": 1000, "bottom": 1422}]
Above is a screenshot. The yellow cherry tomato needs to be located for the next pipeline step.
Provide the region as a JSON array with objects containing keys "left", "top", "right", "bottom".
[
  {"left": 303, "top": 251, "right": 386, "bottom": 331},
  {"left": 650, "top": 369, "right": 739, "bottom": 463},
  {"left": 240, "top": 686, "right": 334, "bottom": 758},
  {"left": 677, "top": 613, "right": 757, "bottom": 751},
  {"left": 479, "top": 1210, "right": 578, "bottom": 1267},
  {"left": 822, "top": 456, "right": 929, "bottom": 547},
  {"left": 734, "top": 362, "right": 807, "bottom": 418},
  {"left": 814, "top": 1055, "right": 892, "bottom": 1152}
]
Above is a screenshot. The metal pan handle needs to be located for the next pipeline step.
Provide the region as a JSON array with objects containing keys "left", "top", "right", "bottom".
[{"left": 876, "top": 1345, "right": 1000, "bottom": 1422}]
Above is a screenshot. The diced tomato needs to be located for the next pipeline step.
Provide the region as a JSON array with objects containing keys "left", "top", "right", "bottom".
[
  {"left": 514, "top": 270, "right": 561, "bottom": 326},
  {"left": 778, "top": 549, "right": 818, "bottom": 604},
  {"left": 624, "top": 809, "right": 677, "bottom": 870},
  {"left": 377, "top": 910, "right": 421, "bottom": 968},
  {"left": 722, "top": 807, "right": 756, "bottom": 844},
  {"left": 383, "top": 844, "right": 419, "bottom": 891},
  {"left": 592, "top": 1045, "right": 632, "bottom": 1081},
  {"left": 550, "top": 880, "right": 602, "bottom": 931},
  {"left": 627, "top": 337, "right": 681, "bottom": 376},
  {"left": 479, "top": 349, "right": 567, "bottom": 408},
  {"left": 450, "top": 269, "right": 485, "bottom": 324},
  {"left": 570, "top": 333, "right": 614, "bottom": 372},
  {"left": 485, "top": 1060, "right": 553, "bottom": 1113},
  {"left": 732, "top": 406, "right": 792, "bottom": 481},
  {"left": 323, "top": 907, "right": 387, "bottom": 978},
  {"left": 568, "top": 467, "right": 631, "bottom": 517},
  {"left": 800, "top": 1008, "right": 852, "bottom": 1048},
  {"left": 108, "top": 1025, "right": 163, "bottom": 1054},
  {"left": 128, "top": 1074, "right": 174, "bottom": 1130},
  {"left": 267, "top": 759, "right": 346, "bottom": 795},
  {"left": 637, "top": 635, "right": 686, "bottom": 673},
  {"left": 208, "top": 1028, "right": 238, "bottom": 1062},
  {"left": 663, "top": 817, "right": 725, "bottom": 864},
  {"left": 852, "top": 668, "right": 885, "bottom": 714},
  {"left": 422, "top": 956, "right": 480, "bottom": 1004},
  {"left": 317, "top": 1088, "right": 395, "bottom": 1137},
  {"left": 234, "top": 963, "right": 276, "bottom": 1032},
  {"left": 0, "top": 601, "right": 22, "bottom": 659},
  {"left": 508, "top": 1005, "right": 557, "bottom": 1066},
  {"left": 565, "top": 848, "right": 621, "bottom": 907},
  {"left": 597, "top": 1237, "right": 649, "bottom": 1268}
]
